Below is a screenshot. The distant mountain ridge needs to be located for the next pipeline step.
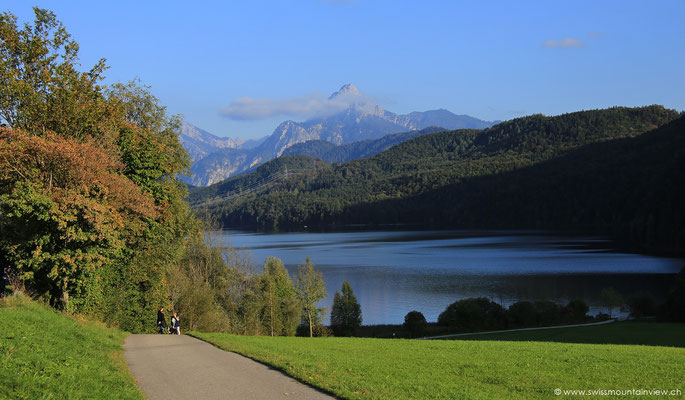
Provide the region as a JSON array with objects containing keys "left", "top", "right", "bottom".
[
  {"left": 179, "top": 122, "right": 267, "bottom": 163},
  {"left": 181, "top": 84, "right": 496, "bottom": 186}
]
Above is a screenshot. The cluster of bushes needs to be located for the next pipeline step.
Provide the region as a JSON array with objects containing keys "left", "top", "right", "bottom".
[
  {"left": 435, "top": 298, "right": 591, "bottom": 333},
  {"left": 398, "top": 268, "right": 685, "bottom": 338}
]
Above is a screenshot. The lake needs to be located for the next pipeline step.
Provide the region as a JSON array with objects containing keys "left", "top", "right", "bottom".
[{"left": 217, "top": 230, "right": 683, "bottom": 325}]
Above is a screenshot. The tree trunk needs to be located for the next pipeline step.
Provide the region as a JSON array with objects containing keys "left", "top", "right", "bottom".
[{"left": 308, "top": 311, "right": 313, "bottom": 337}]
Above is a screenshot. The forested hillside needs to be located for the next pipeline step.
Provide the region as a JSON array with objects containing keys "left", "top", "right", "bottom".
[
  {"left": 282, "top": 126, "right": 445, "bottom": 163},
  {"left": 191, "top": 106, "right": 684, "bottom": 254}
]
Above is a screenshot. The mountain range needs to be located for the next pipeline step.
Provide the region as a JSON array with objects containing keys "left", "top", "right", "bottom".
[{"left": 180, "top": 84, "right": 496, "bottom": 186}]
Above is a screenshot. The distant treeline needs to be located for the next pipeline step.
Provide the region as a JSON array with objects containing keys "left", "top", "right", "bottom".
[{"left": 190, "top": 106, "right": 685, "bottom": 255}]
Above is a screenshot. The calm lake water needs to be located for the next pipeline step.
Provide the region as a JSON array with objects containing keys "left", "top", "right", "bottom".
[{"left": 217, "top": 230, "right": 683, "bottom": 325}]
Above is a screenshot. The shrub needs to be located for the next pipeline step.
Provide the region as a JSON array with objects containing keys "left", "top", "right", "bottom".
[
  {"left": 403, "top": 311, "right": 428, "bottom": 338},
  {"left": 296, "top": 324, "right": 331, "bottom": 337},
  {"left": 600, "top": 287, "right": 624, "bottom": 318},
  {"left": 507, "top": 301, "right": 537, "bottom": 327},
  {"left": 595, "top": 312, "right": 611, "bottom": 321},
  {"left": 627, "top": 291, "right": 656, "bottom": 318},
  {"left": 534, "top": 300, "right": 561, "bottom": 325},
  {"left": 438, "top": 297, "right": 506, "bottom": 331},
  {"left": 563, "top": 299, "right": 589, "bottom": 322}
]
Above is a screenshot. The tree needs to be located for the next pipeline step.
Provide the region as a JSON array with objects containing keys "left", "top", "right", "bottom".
[
  {"left": 330, "top": 280, "right": 362, "bottom": 336},
  {"left": 564, "top": 299, "right": 589, "bottom": 322},
  {"left": 295, "top": 257, "right": 327, "bottom": 337},
  {"left": 403, "top": 311, "right": 427, "bottom": 338},
  {"left": 259, "top": 257, "right": 300, "bottom": 336},
  {"left": 626, "top": 291, "right": 656, "bottom": 319},
  {"left": 0, "top": 128, "right": 156, "bottom": 312},
  {"left": 600, "top": 287, "right": 624, "bottom": 318},
  {"left": 507, "top": 301, "right": 537, "bottom": 327},
  {"left": 438, "top": 298, "right": 506, "bottom": 331},
  {"left": 0, "top": 8, "right": 194, "bottom": 330},
  {"left": 0, "top": 8, "right": 113, "bottom": 139},
  {"left": 664, "top": 266, "right": 685, "bottom": 322}
]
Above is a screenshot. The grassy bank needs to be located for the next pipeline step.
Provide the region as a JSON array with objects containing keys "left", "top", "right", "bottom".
[
  {"left": 192, "top": 331, "right": 685, "bottom": 400},
  {"left": 0, "top": 293, "right": 143, "bottom": 400},
  {"left": 446, "top": 321, "right": 685, "bottom": 347}
]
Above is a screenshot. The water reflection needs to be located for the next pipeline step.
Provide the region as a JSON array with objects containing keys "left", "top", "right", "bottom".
[{"left": 217, "top": 230, "right": 683, "bottom": 325}]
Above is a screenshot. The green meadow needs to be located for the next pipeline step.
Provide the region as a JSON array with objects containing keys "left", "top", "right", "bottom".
[
  {"left": 192, "top": 329, "right": 685, "bottom": 400},
  {"left": 2, "top": 293, "right": 684, "bottom": 400},
  {"left": 0, "top": 294, "right": 143, "bottom": 400}
]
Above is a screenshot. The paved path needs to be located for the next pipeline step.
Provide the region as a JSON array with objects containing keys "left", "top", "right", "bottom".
[
  {"left": 419, "top": 319, "right": 616, "bottom": 340},
  {"left": 124, "top": 335, "right": 334, "bottom": 400}
]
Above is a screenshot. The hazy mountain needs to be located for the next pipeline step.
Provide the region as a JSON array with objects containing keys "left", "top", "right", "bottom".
[
  {"left": 235, "top": 136, "right": 268, "bottom": 149},
  {"left": 262, "top": 85, "right": 495, "bottom": 154},
  {"left": 182, "top": 84, "right": 496, "bottom": 186},
  {"left": 179, "top": 122, "right": 237, "bottom": 162},
  {"left": 179, "top": 121, "right": 268, "bottom": 162},
  {"left": 188, "top": 147, "right": 252, "bottom": 187}
]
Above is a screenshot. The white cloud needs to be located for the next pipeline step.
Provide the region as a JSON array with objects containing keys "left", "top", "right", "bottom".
[
  {"left": 542, "top": 37, "right": 585, "bottom": 49},
  {"left": 220, "top": 90, "right": 369, "bottom": 121}
]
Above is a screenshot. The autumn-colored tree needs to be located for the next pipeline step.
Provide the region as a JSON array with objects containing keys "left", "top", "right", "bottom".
[
  {"left": 0, "top": 128, "right": 156, "bottom": 312},
  {"left": 0, "top": 8, "right": 194, "bottom": 331}
]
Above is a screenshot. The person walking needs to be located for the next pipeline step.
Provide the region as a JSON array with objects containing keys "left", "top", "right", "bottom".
[
  {"left": 170, "top": 312, "right": 181, "bottom": 335},
  {"left": 157, "top": 307, "right": 167, "bottom": 334}
]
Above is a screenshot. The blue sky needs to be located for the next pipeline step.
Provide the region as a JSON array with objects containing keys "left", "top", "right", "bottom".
[{"left": 3, "top": 1, "right": 684, "bottom": 139}]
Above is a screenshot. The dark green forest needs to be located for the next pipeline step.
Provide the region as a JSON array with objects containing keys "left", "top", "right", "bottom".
[{"left": 190, "top": 106, "right": 685, "bottom": 255}]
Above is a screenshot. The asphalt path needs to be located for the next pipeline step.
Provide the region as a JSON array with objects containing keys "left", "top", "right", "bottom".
[{"left": 124, "top": 334, "right": 334, "bottom": 400}]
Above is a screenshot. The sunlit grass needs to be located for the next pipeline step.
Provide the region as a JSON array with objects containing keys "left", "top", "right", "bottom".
[
  {"left": 192, "top": 330, "right": 685, "bottom": 399},
  {"left": 0, "top": 293, "right": 143, "bottom": 400}
]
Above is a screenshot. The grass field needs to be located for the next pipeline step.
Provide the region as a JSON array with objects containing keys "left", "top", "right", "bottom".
[
  {"left": 192, "top": 330, "right": 685, "bottom": 400},
  {"left": 446, "top": 321, "right": 685, "bottom": 347},
  {"left": 0, "top": 293, "right": 143, "bottom": 400}
]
